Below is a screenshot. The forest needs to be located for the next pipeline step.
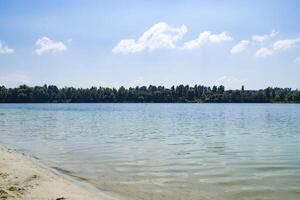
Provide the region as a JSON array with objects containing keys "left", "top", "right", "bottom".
[{"left": 0, "top": 84, "right": 299, "bottom": 103}]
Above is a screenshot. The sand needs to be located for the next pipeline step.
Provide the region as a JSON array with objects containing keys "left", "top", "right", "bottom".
[{"left": 0, "top": 145, "right": 119, "bottom": 200}]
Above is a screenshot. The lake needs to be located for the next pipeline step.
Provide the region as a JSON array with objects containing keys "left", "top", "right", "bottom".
[{"left": 0, "top": 103, "right": 299, "bottom": 200}]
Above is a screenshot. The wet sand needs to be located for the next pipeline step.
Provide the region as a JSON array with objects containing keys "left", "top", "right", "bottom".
[{"left": 0, "top": 145, "right": 119, "bottom": 200}]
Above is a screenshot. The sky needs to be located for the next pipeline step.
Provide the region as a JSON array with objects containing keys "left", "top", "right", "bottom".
[{"left": 0, "top": 0, "right": 300, "bottom": 89}]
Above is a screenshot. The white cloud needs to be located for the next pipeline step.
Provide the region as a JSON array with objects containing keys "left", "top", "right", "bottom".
[
  {"left": 131, "top": 76, "right": 145, "bottom": 86},
  {"left": 112, "top": 22, "right": 187, "bottom": 54},
  {"left": 35, "top": 37, "right": 67, "bottom": 55},
  {"left": 0, "top": 41, "right": 15, "bottom": 54},
  {"left": 214, "top": 76, "right": 246, "bottom": 89},
  {"left": 254, "top": 37, "right": 300, "bottom": 57},
  {"left": 0, "top": 74, "right": 31, "bottom": 87},
  {"left": 182, "top": 31, "right": 232, "bottom": 50},
  {"left": 252, "top": 30, "right": 278, "bottom": 43},
  {"left": 273, "top": 38, "right": 300, "bottom": 51},
  {"left": 255, "top": 47, "right": 274, "bottom": 57},
  {"left": 295, "top": 57, "right": 300, "bottom": 64},
  {"left": 230, "top": 40, "right": 249, "bottom": 54}
]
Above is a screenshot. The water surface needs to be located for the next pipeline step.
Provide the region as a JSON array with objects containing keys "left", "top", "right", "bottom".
[{"left": 0, "top": 104, "right": 299, "bottom": 200}]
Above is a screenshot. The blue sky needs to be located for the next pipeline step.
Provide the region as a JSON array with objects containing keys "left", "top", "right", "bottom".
[{"left": 0, "top": 0, "right": 300, "bottom": 89}]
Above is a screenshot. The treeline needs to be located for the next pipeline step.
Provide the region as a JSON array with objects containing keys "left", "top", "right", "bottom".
[{"left": 0, "top": 84, "right": 300, "bottom": 103}]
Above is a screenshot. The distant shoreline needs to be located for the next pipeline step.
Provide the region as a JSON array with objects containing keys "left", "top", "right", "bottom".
[
  {"left": 0, "top": 144, "right": 119, "bottom": 200},
  {"left": 0, "top": 102, "right": 299, "bottom": 104},
  {"left": 1, "top": 85, "right": 299, "bottom": 103}
]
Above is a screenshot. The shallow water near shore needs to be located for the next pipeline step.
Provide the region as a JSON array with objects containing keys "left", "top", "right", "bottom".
[{"left": 0, "top": 103, "right": 300, "bottom": 200}]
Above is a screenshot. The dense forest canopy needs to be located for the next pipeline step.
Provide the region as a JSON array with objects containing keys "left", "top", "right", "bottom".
[{"left": 0, "top": 84, "right": 299, "bottom": 103}]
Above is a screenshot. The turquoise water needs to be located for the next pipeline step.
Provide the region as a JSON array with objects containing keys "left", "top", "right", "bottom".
[{"left": 0, "top": 104, "right": 300, "bottom": 200}]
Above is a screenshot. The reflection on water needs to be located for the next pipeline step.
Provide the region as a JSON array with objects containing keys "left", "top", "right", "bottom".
[{"left": 0, "top": 103, "right": 300, "bottom": 200}]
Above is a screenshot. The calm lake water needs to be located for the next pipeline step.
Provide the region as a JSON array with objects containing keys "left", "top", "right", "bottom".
[{"left": 0, "top": 104, "right": 300, "bottom": 200}]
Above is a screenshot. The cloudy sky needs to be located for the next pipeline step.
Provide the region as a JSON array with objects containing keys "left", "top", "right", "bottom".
[{"left": 0, "top": 0, "right": 300, "bottom": 89}]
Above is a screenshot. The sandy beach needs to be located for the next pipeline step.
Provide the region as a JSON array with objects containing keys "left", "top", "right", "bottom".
[{"left": 0, "top": 145, "right": 119, "bottom": 200}]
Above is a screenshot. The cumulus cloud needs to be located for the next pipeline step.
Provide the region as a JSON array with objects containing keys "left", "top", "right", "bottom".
[
  {"left": 254, "top": 37, "right": 300, "bottom": 57},
  {"left": 295, "top": 57, "right": 300, "bottom": 64},
  {"left": 35, "top": 37, "right": 67, "bottom": 55},
  {"left": 255, "top": 47, "right": 274, "bottom": 57},
  {"left": 273, "top": 38, "right": 300, "bottom": 51},
  {"left": 252, "top": 30, "right": 278, "bottom": 43},
  {"left": 230, "top": 40, "right": 249, "bottom": 54},
  {"left": 0, "top": 74, "right": 31, "bottom": 87},
  {"left": 182, "top": 31, "right": 232, "bottom": 50},
  {"left": 131, "top": 76, "right": 146, "bottom": 86},
  {"left": 0, "top": 41, "right": 15, "bottom": 54},
  {"left": 112, "top": 22, "right": 187, "bottom": 54},
  {"left": 214, "top": 76, "right": 246, "bottom": 89}
]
